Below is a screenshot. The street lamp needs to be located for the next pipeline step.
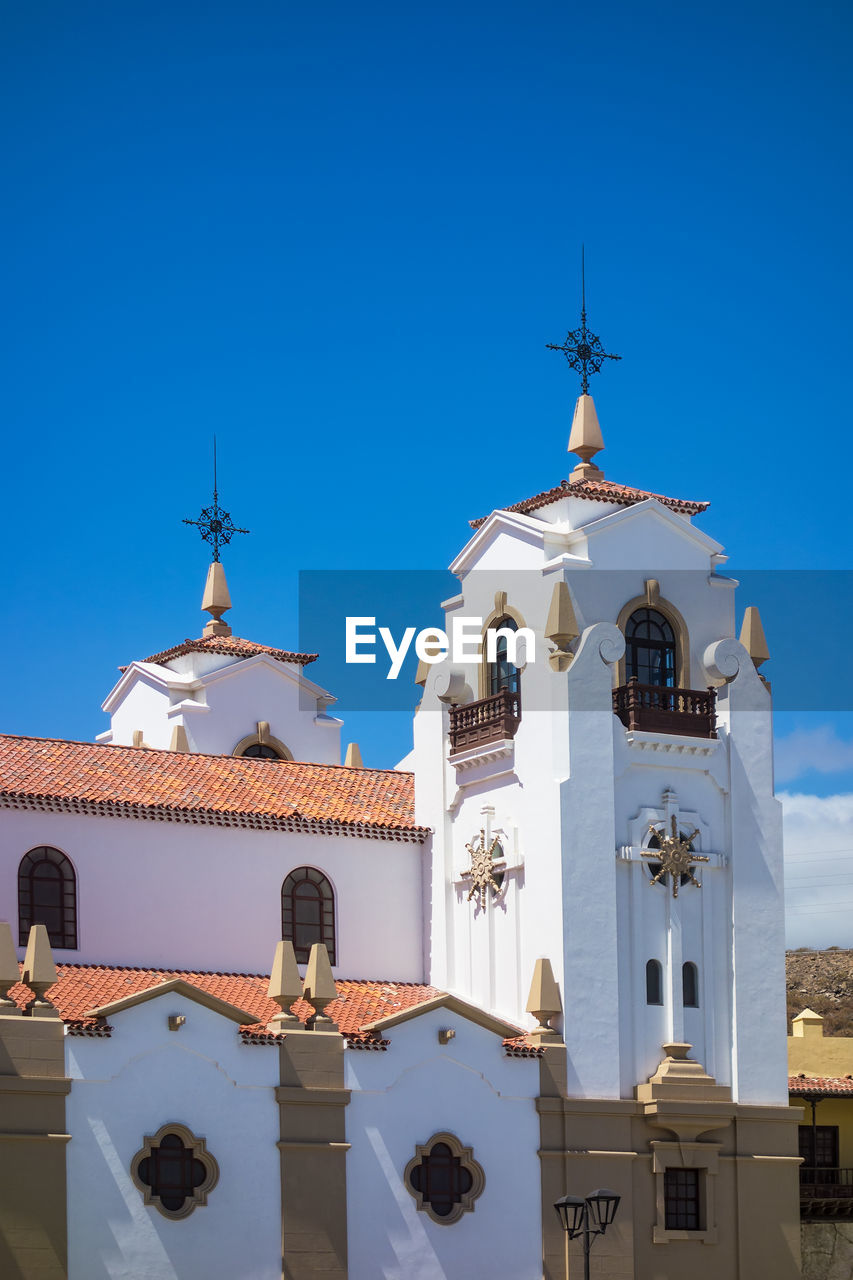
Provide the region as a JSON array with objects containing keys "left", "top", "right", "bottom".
[{"left": 554, "top": 1188, "right": 620, "bottom": 1280}]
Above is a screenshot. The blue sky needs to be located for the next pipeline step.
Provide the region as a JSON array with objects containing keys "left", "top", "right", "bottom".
[{"left": 1, "top": 0, "right": 852, "bottom": 943}]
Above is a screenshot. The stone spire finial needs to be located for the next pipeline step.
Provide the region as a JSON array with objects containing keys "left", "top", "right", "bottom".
[
  {"left": 567, "top": 395, "right": 605, "bottom": 481},
  {"left": 202, "top": 562, "right": 233, "bottom": 638},
  {"left": 545, "top": 581, "right": 580, "bottom": 670},
  {"left": 22, "top": 924, "right": 57, "bottom": 1016},
  {"left": 0, "top": 922, "right": 21, "bottom": 1011},
  {"left": 268, "top": 941, "right": 302, "bottom": 1028},
  {"left": 526, "top": 957, "right": 562, "bottom": 1040},
  {"left": 739, "top": 605, "right": 769, "bottom": 669},
  {"left": 303, "top": 943, "right": 339, "bottom": 1028},
  {"left": 344, "top": 743, "right": 363, "bottom": 768}
]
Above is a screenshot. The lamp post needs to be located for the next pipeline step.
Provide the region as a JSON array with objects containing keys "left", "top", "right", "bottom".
[{"left": 554, "top": 1188, "right": 620, "bottom": 1280}]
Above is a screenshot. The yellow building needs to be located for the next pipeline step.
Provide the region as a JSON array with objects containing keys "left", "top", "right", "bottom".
[{"left": 789, "top": 1008, "right": 853, "bottom": 1275}]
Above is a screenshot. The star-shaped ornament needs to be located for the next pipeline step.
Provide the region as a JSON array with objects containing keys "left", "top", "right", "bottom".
[
  {"left": 642, "top": 815, "right": 709, "bottom": 899},
  {"left": 461, "top": 830, "right": 507, "bottom": 911}
]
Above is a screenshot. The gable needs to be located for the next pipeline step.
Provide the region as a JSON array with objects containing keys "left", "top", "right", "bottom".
[{"left": 580, "top": 499, "right": 724, "bottom": 571}]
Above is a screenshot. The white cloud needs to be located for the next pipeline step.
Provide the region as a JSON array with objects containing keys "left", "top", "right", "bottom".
[
  {"left": 775, "top": 725, "right": 853, "bottom": 786},
  {"left": 781, "top": 791, "right": 853, "bottom": 949}
]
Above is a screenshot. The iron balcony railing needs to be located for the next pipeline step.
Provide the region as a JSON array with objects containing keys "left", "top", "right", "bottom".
[
  {"left": 448, "top": 688, "right": 521, "bottom": 755},
  {"left": 612, "top": 677, "right": 717, "bottom": 739}
]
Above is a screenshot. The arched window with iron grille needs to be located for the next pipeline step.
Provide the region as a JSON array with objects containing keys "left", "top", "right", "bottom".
[
  {"left": 281, "top": 867, "right": 336, "bottom": 964},
  {"left": 18, "top": 846, "right": 77, "bottom": 949},
  {"left": 240, "top": 742, "right": 284, "bottom": 759},
  {"left": 626, "top": 608, "right": 677, "bottom": 687}
]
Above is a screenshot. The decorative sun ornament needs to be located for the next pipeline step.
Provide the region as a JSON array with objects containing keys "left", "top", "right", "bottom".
[
  {"left": 461, "top": 830, "right": 507, "bottom": 911},
  {"left": 643, "top": 815, "right": 709, "bottom": 899}
]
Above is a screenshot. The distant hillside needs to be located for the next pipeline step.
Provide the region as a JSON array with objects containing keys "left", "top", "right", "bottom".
[{"left": 787, "top": 948, "right": 853, "bottom": 1035}]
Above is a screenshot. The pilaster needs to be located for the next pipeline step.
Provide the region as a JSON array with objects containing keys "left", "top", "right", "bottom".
[
  {"left": 276, "top": 1028, "right": 351, "bottom": 1279},
  {"left": 0, "top": 926, "right": 70, "bottom": 1280}
]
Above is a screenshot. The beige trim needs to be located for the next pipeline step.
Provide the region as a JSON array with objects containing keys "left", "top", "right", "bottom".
[
  {"left": 526, "top": 957, "right": 562, "bottom": 1039},
  {"left": 651, "top": 1140, "right": 720, "bottom": 1245},
  {"left": 278, "top": 1029, "right": 350, "bottom": 1278},
  {"left": 616, "top": 590, "right": 690, "bottom": 687},
  {"left": 536, "top": 1038, "right": 802, "bottom": 1279},
  {"left": 477, "top": 594, "right": 528, "bottom": 698},
  {"left": 201, "top": 561, "right": 232, "bottom": 637},
  {"left": 362, "top": 993, "right": 521, "bottom": 1039},
  {"left": 0, "top": 1131, "right": 71, "bottom": 1143},
  {"left": 232, "top": 726, "right": 294, "bottom": 760},
  {"left": 277, "top": 1140, "right": 352, "bottom": 1151},
  {"left": 130, "top": 1122, "right": 219, "bottom": 1220},
  {"left": 404, "top": 1131, "right": 485, "bottom": 1225},
  {"left": 86, "top": 978, "right": 260, "bottom": 1025},
  {"left": 0, "top": 1010, "right": 69, "bottom": 1279}
]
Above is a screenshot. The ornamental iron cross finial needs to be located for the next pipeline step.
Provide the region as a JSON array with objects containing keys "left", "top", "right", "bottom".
[
  {"left": 642, "top": 815, "right": 709, "bottom": 899},
  {"left": 546, "top": 246, "right": 621, "bottom": 395},
  {"left": 182, "top": 436, "right": 249, "bottom": 563}
]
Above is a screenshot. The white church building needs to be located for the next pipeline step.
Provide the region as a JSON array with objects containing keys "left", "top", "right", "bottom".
[{"left": 0, "top": 339, "right": 802, "bottom": 1278}]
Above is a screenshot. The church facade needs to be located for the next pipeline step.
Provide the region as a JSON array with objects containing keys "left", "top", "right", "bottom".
[{"left": 0, "top": 381, "right": 802, "bottom": 1277}]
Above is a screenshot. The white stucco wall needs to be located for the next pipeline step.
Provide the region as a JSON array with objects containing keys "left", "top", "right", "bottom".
[
  {"left": 66, "top": 992, "right": 280, "bottom": 1280},
  {"left": 413, "top": 492, "right": 787, "bottom": 1105},
  {"left": 344, "top": 1007, "right": 541, "bottom": 1280},
  {"left": 2, "top": 809, "right": 425, "bottom": 979},
  {"left": 104, "top": 654, "right": 342, "bottom": 765}
]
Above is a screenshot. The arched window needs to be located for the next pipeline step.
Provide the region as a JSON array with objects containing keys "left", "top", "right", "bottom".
[
  {"left": 233, "top": 723, "right": 293, "bottom": 761},
  {"left": 282, "top": 867, "right": 336, "bottom": 964},
  {"left": 240, "top": 742, "right": 284, "bottom": 759},
  {"left": 488, "top": 617, "right": 520, "bottom": 696},
  {"left": 646, "top": 959, "right": 663, "bottom": 1006},
  {"left": 682, "top": 961, "right": 699, "bottom": 1008},
  {"left": 18, "top": 847, "right": 77, "bottom": 949},
  {"left": 626, "top": 608, "right": 676, "bottom": 688}
]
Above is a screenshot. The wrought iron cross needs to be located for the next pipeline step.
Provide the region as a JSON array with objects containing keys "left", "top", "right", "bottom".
[
  {"left": 546, "top": 247, "right": 621, "bottom": 394},
  {"left": 182, "top": 437, "right": 249, "bottom": 562}
]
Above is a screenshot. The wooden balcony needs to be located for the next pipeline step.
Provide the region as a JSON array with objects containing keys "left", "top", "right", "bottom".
[
  {"left": 801, "top": 1168, "right": 853, "bottom": 1218},
  {"left": 612, "top": 678, "right": 716, "bottom": 739},
  {"left": 449, "top": 688, "right": 521, "bottom": 755}
]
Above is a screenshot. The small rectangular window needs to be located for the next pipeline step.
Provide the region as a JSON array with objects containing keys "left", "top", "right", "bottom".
[{"left": 664, "top": 1168, "right": 701, "bottom": 1230}]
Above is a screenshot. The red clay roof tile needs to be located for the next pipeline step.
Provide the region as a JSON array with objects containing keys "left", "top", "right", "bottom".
[
  {"left": 789, "top": 1074, "right": 853, "bottom": 1097},
  {"left": 8, "top": 964, "right": 443, "bottom": 1044},
  {"left": 0, "top": 735, "right": 428, "bottom": 841},
  {"left": 138, "top": 634, "right": 318, "bottom": 669},
  {"left": 469, "top": 476, "right": 709, "bottom": 528}
]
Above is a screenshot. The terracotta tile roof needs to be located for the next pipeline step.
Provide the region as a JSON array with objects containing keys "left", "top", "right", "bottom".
[
  {"left": 0, "top": 735, "right": 428, "bottom": 842},
  {"left": 469, "top": 476, "right": 709, "bottom": 528},
  {"left": 7, "top": 964, "right": 443, "bottom": 1045},
  {"left": 503, "top": 1035, "right": 544, "bottom": 1057},
  {"left": 789, "top": 1074, "right": 853, "bottom": 1097},
  {"left": 137, "top": 635, "right": 318, "bottom": 669}
]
